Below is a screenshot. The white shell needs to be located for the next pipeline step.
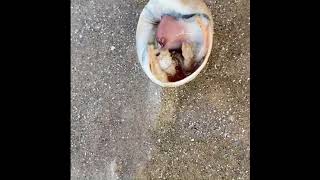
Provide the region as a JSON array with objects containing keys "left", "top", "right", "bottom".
[{"left": 136, "top": 0, "right": 214, "bottom": 87}]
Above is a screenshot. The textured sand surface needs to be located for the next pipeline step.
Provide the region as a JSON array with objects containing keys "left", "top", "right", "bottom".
[{"left": 71, "top": 0, "right": 249, "bottom": 179}]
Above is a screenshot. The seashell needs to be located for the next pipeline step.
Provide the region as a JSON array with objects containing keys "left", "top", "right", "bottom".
[{"left": 136, "top": 0, "right": 214, "bottom": 87}]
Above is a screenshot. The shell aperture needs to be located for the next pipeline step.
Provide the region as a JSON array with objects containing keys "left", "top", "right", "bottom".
[{"left": 136, "top": 0, "right": 213, "bottom": 87}]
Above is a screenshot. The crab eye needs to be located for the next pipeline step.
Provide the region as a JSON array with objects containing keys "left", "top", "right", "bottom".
[{"left": 158, "top": 37, "right": 166, "bottom": 47}]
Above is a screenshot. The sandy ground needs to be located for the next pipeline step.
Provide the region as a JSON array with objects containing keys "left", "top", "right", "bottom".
[{"left": 71, "top": 0, "right": 249, "bottom": 179}]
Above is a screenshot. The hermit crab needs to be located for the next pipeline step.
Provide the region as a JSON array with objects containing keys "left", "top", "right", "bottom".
[{"left": 136, "top": 0, "right": 213, "bottom": 87}]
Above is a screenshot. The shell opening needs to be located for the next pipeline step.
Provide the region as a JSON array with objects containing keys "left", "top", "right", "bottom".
[
  {"left": 136, "top": 0, "right": 213, "bottom": 87},
  {"left": 149, "top": 14, "right": 209, "bottom": 83}
]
